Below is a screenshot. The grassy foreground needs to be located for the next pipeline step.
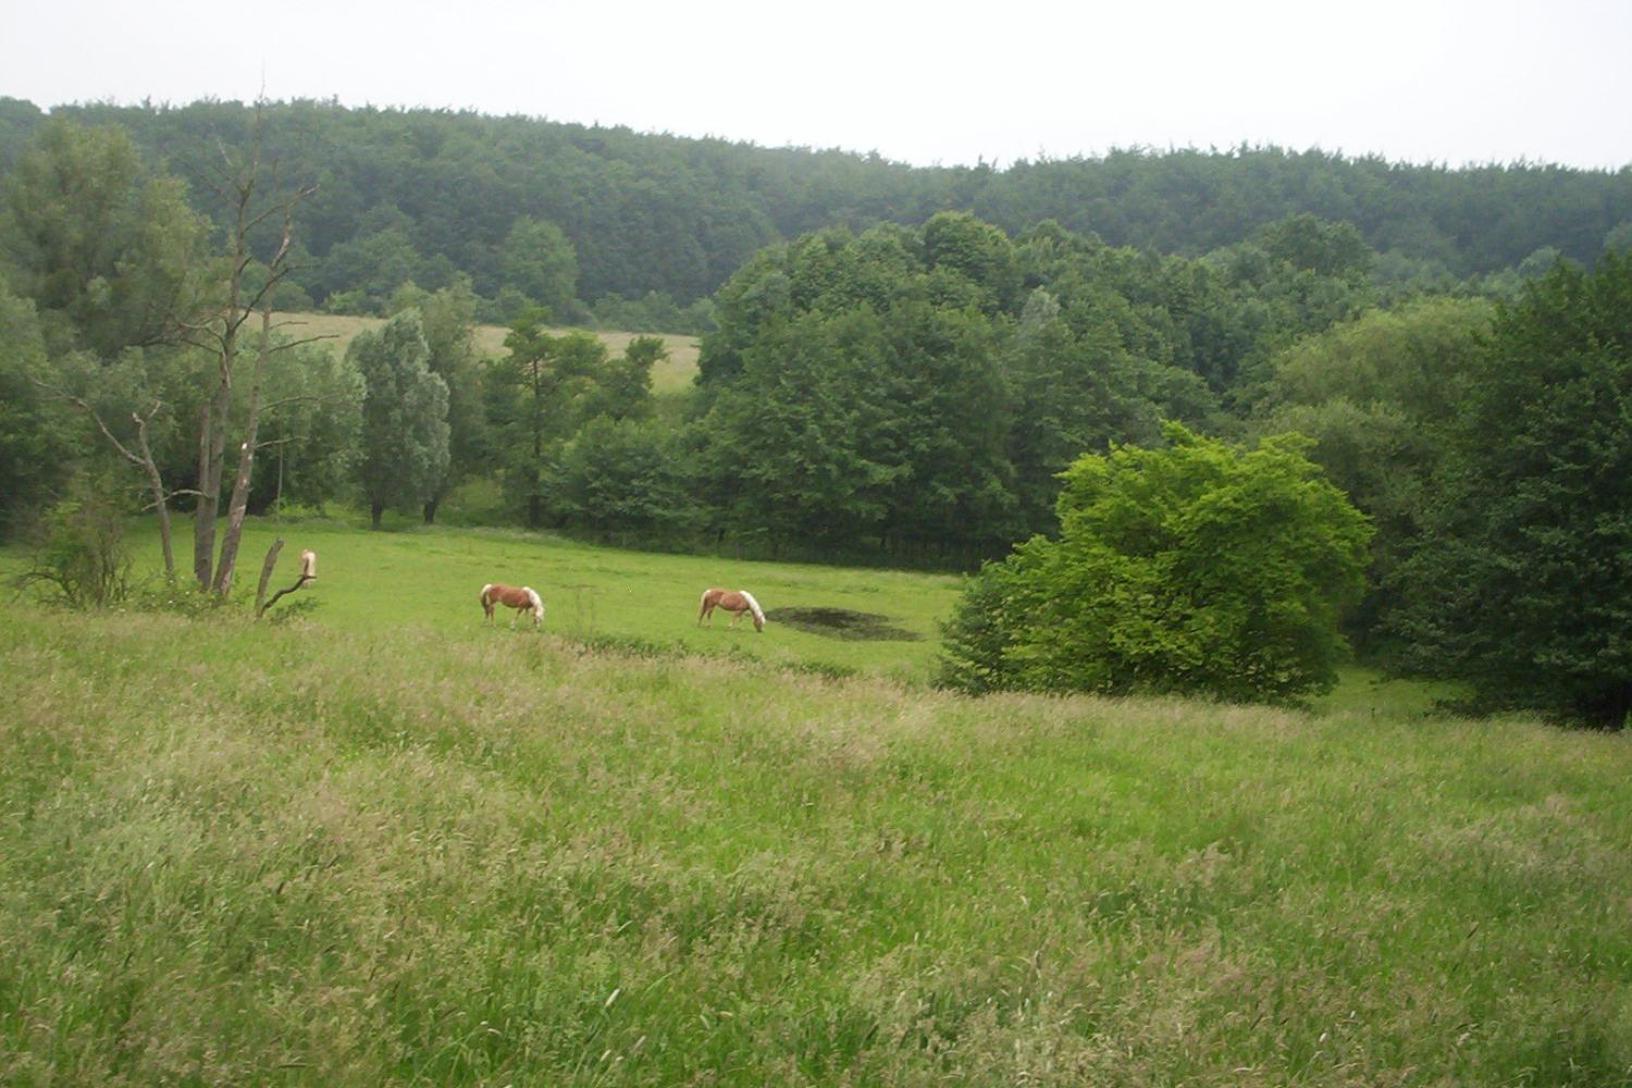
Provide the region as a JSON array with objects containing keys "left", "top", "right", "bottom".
[{"left": 4, "top": 592, "right": 1632, "bottom": 1084}]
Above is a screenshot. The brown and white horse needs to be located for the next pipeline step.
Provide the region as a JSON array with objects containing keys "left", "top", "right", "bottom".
[
  {"left": 480, "top": 583, "right": 545, "bottom": 628},
  {"left": 697, "top": 587, "right": 766, "bottom": 632}
]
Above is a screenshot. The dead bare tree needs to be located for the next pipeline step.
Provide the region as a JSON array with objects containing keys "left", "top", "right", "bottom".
[{"left": 179, "top": 106, "right": 322, "bottom": 596}]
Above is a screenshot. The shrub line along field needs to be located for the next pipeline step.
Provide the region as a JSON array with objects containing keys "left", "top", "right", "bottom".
[{"left": 4, "top": 522, "right": 1632, "bottom": 1084}]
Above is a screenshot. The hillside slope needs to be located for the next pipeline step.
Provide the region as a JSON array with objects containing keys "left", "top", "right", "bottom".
[{"left": 5, "top": 97, "right": 1629, "bottom": 305}]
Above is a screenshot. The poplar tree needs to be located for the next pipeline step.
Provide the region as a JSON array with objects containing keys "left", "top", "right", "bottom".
[{"left": 352, "top": 310, "right": 449, "bottom": 529}]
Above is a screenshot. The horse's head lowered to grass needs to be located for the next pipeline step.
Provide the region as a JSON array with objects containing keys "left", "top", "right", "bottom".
[
  {"left": 480, "top": 583, "right": 544, "bottom": 628},
  {"left": 698, "top": 587, "right": 766, "bottom": 632}
]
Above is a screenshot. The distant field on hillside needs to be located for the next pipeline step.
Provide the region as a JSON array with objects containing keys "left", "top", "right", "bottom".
[
  {"left": 4, "top": 588, "right": 1631, "bottom": 1085},
  {"left": 280, "top": 312, "right": 701, "bottom": 395}
]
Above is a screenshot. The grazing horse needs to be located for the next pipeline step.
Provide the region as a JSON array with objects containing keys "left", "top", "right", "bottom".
[
  {"left": 698, "top": 587, "right": 766, "bottom": 632},
  {"left": 480, "top": 583, "right": 545, "bottom": 628}
]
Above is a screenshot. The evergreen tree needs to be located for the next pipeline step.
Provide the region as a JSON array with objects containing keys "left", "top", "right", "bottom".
[
  {"left": 1389, "top": 254, "right": 1632, "bottom": 726},
  {"left": 486, "top": 313, "right": 606, "bottom": 527}
]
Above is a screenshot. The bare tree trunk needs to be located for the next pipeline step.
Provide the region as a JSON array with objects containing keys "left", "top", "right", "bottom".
[
  {"left": 212, "top": 310, "right": 272, "bottom": 595},
  {"left": 256, "top": 543, "right": 317, "bottom": 618},
  {"left": 130, "top": 409, "right": 175, "bottom": 581},
  {"left": 254, "top": 538, "right": 285, "bottom": 615},
  {"left": 192, "top": 374, "right": 231, "bottom": 589}
]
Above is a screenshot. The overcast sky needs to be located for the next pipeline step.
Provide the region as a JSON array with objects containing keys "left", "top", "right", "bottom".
[{"left": 4, "top": 0, "right": 1629, "bottom": 170}]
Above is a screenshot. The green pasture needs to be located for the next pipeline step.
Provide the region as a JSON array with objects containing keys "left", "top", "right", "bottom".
[
  {"left": 2, "top": 516, "right": 1469, "bottom": 706},
  {"left": 120, "top": 517, "right": 962, "bottom": 684},
  {"left": 4, "top": 595, "right": 1632, "bottom": 1085}
]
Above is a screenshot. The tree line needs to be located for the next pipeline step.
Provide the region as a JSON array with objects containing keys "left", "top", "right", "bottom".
[
  {"left": 1, "top": 97, "right": 1628, "bottom": 325},
  {"left": 2, "top": 114, "right": 1629, "bottom": 727}
]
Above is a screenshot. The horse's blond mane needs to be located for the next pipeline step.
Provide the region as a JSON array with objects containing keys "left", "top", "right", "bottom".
[{"left": 739, "top": 590, "right": 765, "bottom": 626}]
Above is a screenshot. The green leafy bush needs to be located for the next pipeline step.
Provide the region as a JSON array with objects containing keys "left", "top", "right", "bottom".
[
  {"left": 14, "top": 488, "right": 132, "bottom": 609},
  {"left": 939, "top": 424, "right": 1372, "bottom": 702}
]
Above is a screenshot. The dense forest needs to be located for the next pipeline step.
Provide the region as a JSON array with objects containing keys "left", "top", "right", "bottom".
[
  {"left": 1, "top": 97, "right": 1629, "bottom": 325},
  {"left": 2, "top": 98, "right": 1629, "bottom": 723}
]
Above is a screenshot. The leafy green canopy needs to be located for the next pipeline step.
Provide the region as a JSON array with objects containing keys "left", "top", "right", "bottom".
[
  {"left": 0, "top": 277, "right": 76, "bottom": 533},
  {"left": 0, "top": 119, "right": 205, "bottom": 357},
  {"left": 1248, "top": 297, "right": 1494, "bottom": 645},
  {"left": 939, "top": 425, "right": 1372, "bottom": 702},
  {"left": 1389, "top": 253, "right": 1632, "bottom": 726},
  {"left": 484, "top": 310, "right": 661, "bottom": 528},
  {"left": 13, "top": 99, "right": 1632, "bottom": 311},
  {"left": 351, "top": 310, "right": 450, "bottom": 528}
]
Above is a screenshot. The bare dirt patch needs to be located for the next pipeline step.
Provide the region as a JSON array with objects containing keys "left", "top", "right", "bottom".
[{"left": 766, "top": 607, "right": 923, "bottom": 642}]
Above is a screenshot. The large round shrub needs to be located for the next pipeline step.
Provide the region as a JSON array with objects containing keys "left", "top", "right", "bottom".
[{"left": 938, "top": 424, "right": 1371, "bottom": 702}]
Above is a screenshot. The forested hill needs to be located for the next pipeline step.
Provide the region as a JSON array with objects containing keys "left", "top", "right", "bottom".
[{"left": 1, "top": 96, "right": 1629, "bottom": 312}]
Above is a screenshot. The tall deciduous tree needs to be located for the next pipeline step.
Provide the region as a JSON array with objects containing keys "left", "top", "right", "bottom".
[
  {"left": 352, "top": 310, "right": 450, "bottom": 529},
  {"left": 0, "top": 277, "right": 76, "bottom": 536},
  {"left": 249, "top": 342, "right": 365, "bottom": 516},
  {"left": 921, "top": 211, "right": 1021, "bottom": 314},
  {"left": 500, "top": 216, "right": 578, "bottom": 320},
  {"left": 1389, "top": 254, "right": 1632, "bottom": 726},
  {"left": 701, "top": 308, "right": 903, "bottom": 553},
  {"left": 0, "top": 119, "right": 206, "bottom": 356},
  {"left": 391, "top": 279, "right": 488, "bottom": 523},
  {"left": 1258, "top": 213, "right": 1373, "bottom": 281},
  {"left": 0, "top": 118, "right": 209, "bottom": 579},
  {"left": 1250, "top": 297, "right": 1493, "bottom": 645}
]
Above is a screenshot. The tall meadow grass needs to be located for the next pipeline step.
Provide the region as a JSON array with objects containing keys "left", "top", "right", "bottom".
[{"left": 4, "top": 600, "right": 1631, "bottom": 1085}]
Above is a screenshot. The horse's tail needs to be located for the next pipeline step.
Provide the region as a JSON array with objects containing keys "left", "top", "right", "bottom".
[
  {"left": 699, "top": 588, "right": 714, "bottom": 622},
  {"left": 480, "top": 583, "right": 494, "bottom": 606},
  {"left": 524, "top": 587, "right": 544, "bottom": 619},
  {"left": 739, "top": 590, "right": 766, "bottom": 631}
]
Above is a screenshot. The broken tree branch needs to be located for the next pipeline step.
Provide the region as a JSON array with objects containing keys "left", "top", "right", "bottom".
[{"left": 256, "top": 542, "right": 318, "bottom": 618}]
